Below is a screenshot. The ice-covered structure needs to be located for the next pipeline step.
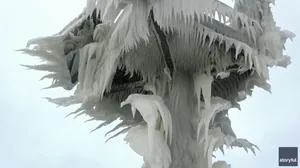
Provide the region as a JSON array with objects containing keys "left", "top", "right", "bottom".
[{"left": 19, "top": 0, "right": 294, "bottom": 167}]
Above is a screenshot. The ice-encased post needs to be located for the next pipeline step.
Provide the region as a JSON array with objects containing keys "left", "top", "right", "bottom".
[{"left": 164, "top": 70, "right": 199, "bottom": 168}]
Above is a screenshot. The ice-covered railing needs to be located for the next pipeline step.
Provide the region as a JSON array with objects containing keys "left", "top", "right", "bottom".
[
  {"left": 58, "top": 10, "right": 86, "bottom": 35},
  {"left": 59, "top": 0, "right": 257, "bottom": 47}
]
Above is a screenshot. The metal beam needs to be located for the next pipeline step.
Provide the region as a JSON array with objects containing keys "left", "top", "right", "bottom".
[{"left": 198, "top": 15, "right": 255, "bottom": 48}]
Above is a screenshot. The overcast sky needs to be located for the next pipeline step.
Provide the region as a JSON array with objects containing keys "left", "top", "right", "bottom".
[{"left": 0, "top": 0, "right": 299, "bottom": 168}]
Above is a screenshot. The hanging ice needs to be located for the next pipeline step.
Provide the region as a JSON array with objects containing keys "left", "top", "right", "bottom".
[
  {"left": 124, "top": 125, "right": 171, "bottom": 168},
  {"left": 120, "top": 94, "right": 172, "bottom": 155},
  {"left": 200, "top": 127, "right": 227, "bottom": 168},
  {"left": 193, "top": 72, "right": 214, "bottom": 115},
  {"left": 197, "top": 97, "right": 232, "bottom": 144}
]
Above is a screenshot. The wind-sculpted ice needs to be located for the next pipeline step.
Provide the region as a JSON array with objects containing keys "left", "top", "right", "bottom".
[
  {"left": 120, "top": 94, "right": 172, "bottom": 155},
  {"left": 124, "top": 125, "right": 171, "bottom": 168},
  {"left": 193, "top": 72, "right": 214, "bottom": 115},
  {"left": 201, "top": 127, "right": 234, "bottom": 168},
  {"left": 197, "top": 97, "right": 232, "bottom": 145}
]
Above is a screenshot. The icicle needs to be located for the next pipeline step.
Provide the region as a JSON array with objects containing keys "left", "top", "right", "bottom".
[
  {"left": 78, "top": 45, "right": 90, "bottom": 90},
  {"left": 91, "top": 121, "right": 110, "bottom": 133},
  {"left": 44, "top": 96, "right": 81, "bottom": 107},
  {"left": 83, "top": 43, "right": 98, "bottom": 91},
  {"left": 106, "top": 127, "right": 131, "bottom": 143},
  {"left": 124, "top": 125, "right": 171, "bottom": 168},
  {"left": 92, "top": 0, "right": 150, "bottom": 99},
  {"left": 197, "top": 97, "right": 231, "bottom": 143},
  {"left": 19, "top": 35, "right": 74, "bottom": 90},
  {"left": 17, "top": 48, "right": 61, "bottom": 63},
  {"left": 86, "top": 0, "right": 97, "bottom": 18},
  {"left": 93, "top": 22, "right": 112, "bottom": 42},
  {"left": 201, "top": 127, "right": 225, "bottom": 168},
  {"left": 101, "top": 0, "right": 124, "bottom": 21},
  {"left": 105, "top": 121, "right": 128, "bottom": 136},
  {"left": 230, "top": 138, "right": 260, "bottom": 155},
  {"left": 152, "top": 0, "right": 216, "bottom": 31},
  {"left": 207, "top": 140, "right": 217, "bottom": 168},
  {"left": 110, "top": 1, "right": 149, "bottom": 52},
  {"left": 26, "top": 35, "right": 65, "bottom": 49},
  {"left": 193, "top": 72, "right": 213, "bottom": 115},
  {"left": 120, "top": 94, "right": 173, "bottom": 145}
]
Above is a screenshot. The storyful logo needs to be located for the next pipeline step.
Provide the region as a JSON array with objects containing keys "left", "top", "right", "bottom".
[{"left": 279, "top": 147, "right": 298, "bottom": 166}]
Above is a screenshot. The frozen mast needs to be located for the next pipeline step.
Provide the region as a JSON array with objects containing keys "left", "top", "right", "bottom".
[{"left": 20, "top": 0, "right": 294, "bottom": 168}]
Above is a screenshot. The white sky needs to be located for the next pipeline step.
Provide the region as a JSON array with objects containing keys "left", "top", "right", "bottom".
[{"left": 0, "top": 0, "right": 299, "bottom": 168}]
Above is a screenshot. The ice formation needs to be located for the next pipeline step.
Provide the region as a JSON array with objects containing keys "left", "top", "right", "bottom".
[
  {"left": 120, "top": 94, "right": 173, "bottom": 151},
  {"left": 19, "top": 0, "right": 294, "bottom": 167},
  {"left": 212, "top": 161, "right": 231, "bottom": 168},
  {"left": 216, "top": 72, "right": 230, "bottom": 79},
  {"left": 197, "top": 97, "right": 232, "bottom": 151},
  {"left": 193, "top": 72, "right": 214, "bottom": 114},
  {"left": 124, "top": 125, "right": 172, "bottom": 168},
  {"left": 204, "top": 127, "right": 230, "bottom": 168}
]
